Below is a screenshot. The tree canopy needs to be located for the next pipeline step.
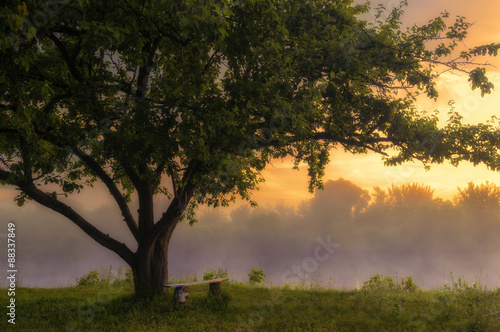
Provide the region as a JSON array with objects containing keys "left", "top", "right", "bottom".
[
  {"left": 1, "top": 0, "right": 500, "bottom": 296},
  {"left": 455, "top": 181, "right": 500, "bottom": 211}
]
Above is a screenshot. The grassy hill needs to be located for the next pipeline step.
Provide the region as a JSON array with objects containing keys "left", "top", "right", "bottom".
[{"left": 1, "top": 271, "right": 500, "bottom": 331}]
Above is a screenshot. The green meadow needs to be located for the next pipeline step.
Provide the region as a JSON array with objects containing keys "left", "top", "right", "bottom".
[{"left": 1, "top": 270, "right": 500, "bottom": 331}]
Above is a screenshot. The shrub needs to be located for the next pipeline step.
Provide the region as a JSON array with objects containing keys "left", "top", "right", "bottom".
[
  {"left": 203, "top": 267, "right": 228, "bottom": 281},
  {"left": 362, "top": 274, "right": 396, "bottom": 291},
  {"left": 113, "top": 266, "right": 134, "bottom": 286},
  {"left": 402, "top": 276, "right": 419, "bottom": 292},
  {"left": 442, "top": 274, "right": 485, "bottom": 293},
  {"left": 362, "top": 274, "right": 419, "bottom": 292},
  {"left": 76, "top": 270, "right": 101, "bottom": 286},
  {"left": 76, "top": 266, "right": 128, "bottom": 286},
  {"left": 248, "top": 268, "right": 266, "bottom": 285}
]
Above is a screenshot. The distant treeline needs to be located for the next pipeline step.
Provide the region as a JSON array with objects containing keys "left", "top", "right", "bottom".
[
  {"left": 170, "top": 179, "right": 500, "bottom": 288},
  {"left": 2, "top": 178, "right": 499, "bottom": 288}
]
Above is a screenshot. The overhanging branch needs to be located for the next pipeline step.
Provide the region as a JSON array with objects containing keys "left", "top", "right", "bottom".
[
  {"left": 0, "top": 168, "right": 134, "bottom": 265},
  {"left": 251, "top": 131, "right": 392, "bottom": 157},
  {"left": 21, "top": 182, "right": 135, "bottom": 265}
]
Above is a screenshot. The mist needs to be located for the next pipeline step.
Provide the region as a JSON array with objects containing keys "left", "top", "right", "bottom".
[{"left": 1, "top": 178, "right": 499, "bottom": 289}]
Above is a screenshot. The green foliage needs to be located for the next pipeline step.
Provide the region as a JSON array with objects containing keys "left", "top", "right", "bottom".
[
  {"left": 362, "top": 274, "right": 419, "bottom": 293},
  {"left": 76, "top": 270, "right": 102, "bottom": 286},
  {"left": 113, "top": 267, "right": 134, "bottom": 287},
  {"left": 203, "top": 267, "right": 227, "bottom": 281},
  {"left": 76, "top": 266, "right": 133, "bottom": 287},
  {"left": 248, "top": 268, "right": 266, "bottom": 285},
  {"left": 402, "top": 276, "right": 419, "bottom": 293},
  {"left": 362, "top": 274, "right": 396, "bottom": 291},
  {"left": 442, "top": 274, "right": 486, "bottom": 293}
]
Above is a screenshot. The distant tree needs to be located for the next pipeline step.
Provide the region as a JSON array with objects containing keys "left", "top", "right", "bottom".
[
  {"left": 389, "top": 183, "right": 435, "bottom": 208},
  {"left": 305, "top": 178, "right": 370, "bottom": 219},
  {"left": 1, "top": 0, "right": 500, "bottom": 296},
  {"left": 371, "top": 183, "right": 436, "bottom": 208},
  {"left": 455, "top": 181, "right": 500, "bottom": 211}
]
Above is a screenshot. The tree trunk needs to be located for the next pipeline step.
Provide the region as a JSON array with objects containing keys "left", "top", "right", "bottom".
[
  {"left": 151, "top": 226, "right": 176, "bottom": 295},
  {"left": 132, "top": 245, "right": 154, "bottom": 298},
  {"left": 131, "top": 177, "right": 196, "bottom": 297},
  {"left": 131, "top": 224, "right": 177, "bottom": 297}
]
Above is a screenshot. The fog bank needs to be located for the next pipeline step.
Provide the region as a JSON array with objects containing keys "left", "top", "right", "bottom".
[{"left": 1, "top": 178, "right": 499, "bottom": 289}]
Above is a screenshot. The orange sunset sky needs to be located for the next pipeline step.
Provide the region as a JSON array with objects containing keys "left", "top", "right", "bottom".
[
  {"left": 1, "top": 0, "right": 500, "bottom": 211},
  {"left": 255, "top": 0, "right": 500, "bottom": 207}
]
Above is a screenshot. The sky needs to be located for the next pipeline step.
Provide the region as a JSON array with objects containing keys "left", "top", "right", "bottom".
[
  {"left": 1, "top": 0, "right": 500, "bottom": 289},
  {"left": 255, "top": 0, "right": 500, "bottom": 206}
]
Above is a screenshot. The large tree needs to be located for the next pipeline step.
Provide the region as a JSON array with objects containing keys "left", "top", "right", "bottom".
[{"left": 1, "top": 0, "right": 499, "bottom": 296}]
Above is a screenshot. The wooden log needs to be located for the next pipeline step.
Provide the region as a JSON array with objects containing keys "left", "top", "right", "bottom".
[
  {"left": 173, "top": 286, "right": 190, "bottom": 305},
  {"left": 209, "top": 282, "right": 221, "bottom": 295}
]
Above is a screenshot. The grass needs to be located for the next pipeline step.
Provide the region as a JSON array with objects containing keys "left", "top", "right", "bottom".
[{"left": 1, "top": 272, "right": 500, "bottom": 331}]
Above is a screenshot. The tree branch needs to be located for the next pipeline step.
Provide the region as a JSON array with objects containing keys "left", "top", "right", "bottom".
[
  {"left": 151, "top": 159, "right": 199, "bottom": 242},
  {"left": 42, "top": 93, "right": 72, "bottom": 114},
  {"left": 19, "top": 136, "right": 33, "bottom": 183},
  {"left": 74, "top": 148, "right": 139, "bottom": 241},
  {"left": 167, "top": 163, "right": 178, "bottom": 199},
  {"left": 250, "top": 131, "right": 391, "bottom": 157},
  {"left": 48, "top": 33, "right": 84, "bottom": 82},
  {"left": 155, "top": 161, "right": 166, "bottom": 177},
  {"left": 313, "top": 132, "right": 391, "bottom": 156},
  {"left": 122, "top": 164, "right": 142, "bottom": 190},
  {"left": 135, "top": 36, "right": 161, "bottom": 99},
  {"left": 0, "top": 169, "right": 134, "bottom": 265},
  {"left": 26, "top": 184, "right": 134, "bottom": 265},
  {"left": 50, "top": 25, "right": 82, "bottom": 37}
]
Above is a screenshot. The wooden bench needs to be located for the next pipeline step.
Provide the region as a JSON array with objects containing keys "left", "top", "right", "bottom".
[{"left": 163, "top": 277, "right": 229, "bottom": 304}]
